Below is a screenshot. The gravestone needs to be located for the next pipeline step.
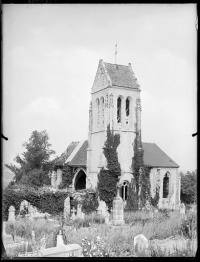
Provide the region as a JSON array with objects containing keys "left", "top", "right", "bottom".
[
  {"left": 77, "top": 204, "right": 85, "bottom": 220},
  {"left": 20, "top": 200, "right": 29, "bottom": 212},
  {"left": 64, "top": 197, "right": 71, "bottom": 219},
  {"left": 71, "top": 207, "right": 76, "bottom": 220},
  {"left": 134, "top": 234, "right": 149, "bottom": 254},
  {"left": 97, "top": 200, "right": 108, "bottom": 218},
  {"left": 105, "top": 213, "right": 110, "bottom": 224},
  {"left": 180, "top": 203, "right": 185, "bottom": 215},
  {"left": 57, "top": 231, "right": 65, "bottom": 246},
  {"left": 8, "top": 206, "right": 15, "bottom": 221},
  {"left": 112, "top": 188, "right": 125, "bottom": 226}
]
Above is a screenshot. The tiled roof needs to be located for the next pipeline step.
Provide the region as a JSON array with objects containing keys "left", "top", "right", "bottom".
[
  {"left": 59, "top": 141, "right": 179, "bottom": 168},
  {"left": 69, "top": 140, "right": 88, "bottom": 166},
  {"left": 55, "top": 141, "right": 79, "bottom": 165},
  {"left": 142, "top": 143, "right": 179, "bottom": 168},
  {"left": 104, "top": 62, "right": 139, "bottom": 89}
]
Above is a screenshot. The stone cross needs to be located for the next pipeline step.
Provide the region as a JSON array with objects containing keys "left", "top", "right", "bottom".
[{"left": 8, "top": 205, "right": 16, "bottom": 221}]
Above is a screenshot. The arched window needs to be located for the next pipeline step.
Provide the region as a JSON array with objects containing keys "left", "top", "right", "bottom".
[
  {"left": 163, "top": 173, "right": 169, "bottom": 198},
  {"left": 117, "top": 97, "right": 122, "bottom": 123},
  {"left": 96, "top": 98, "right": 100, "bottom": 126},
  {"left": 126, "top": 98, "right": 130, "bottom": 124},
  {"left": 120, "top": 181, "right": 128, "bottom": 201},
  {"left": 101, "top": 97, "right": 104, "bottom": 126}
]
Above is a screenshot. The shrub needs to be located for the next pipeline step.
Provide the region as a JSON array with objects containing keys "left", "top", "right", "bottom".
[
  {"left": 82, "top": 191, "right": 99, "bottom": 215},
  {"left": 2, "top": 187, "right": 69, "bottom": 219},
  {"left": 180, "top": 212, "right": 197, "bottom": 239},
  {"left": 5, "top": 222, "right": 16, "bottom": 241}
]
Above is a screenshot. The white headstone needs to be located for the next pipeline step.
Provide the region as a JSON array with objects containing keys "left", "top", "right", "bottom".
[
  {"left": 97, "top": 200, "right": 108, "bottom": 218},
  {"left": 56, "top": 231, "right": 65, "bottom": 246},
  {"left": 180, "top": 203, "right": 185, "bottom": 215},
  {"left": 8, "top": 206, "right": 15, "bottom": 221},
  {"left": 76, "top": 204, "right": 84, "bottom": 219},
  {"left": 20, "top": 200, "right": 29, "bottom": 211},
  {"left": 134, "top": 234, "right": 149, "bottom": 254}
]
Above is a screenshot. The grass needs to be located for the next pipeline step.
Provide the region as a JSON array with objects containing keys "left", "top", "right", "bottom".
[{"left": 4, "top": 207, "right": 197, "bottom": 257}]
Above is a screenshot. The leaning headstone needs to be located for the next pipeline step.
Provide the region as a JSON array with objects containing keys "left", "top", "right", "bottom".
[
  {"left": 64, "top": 197, "right": 71, "bottom": 219},
  {"left": 8, "top": 206, "right": 15, "bottom": 221},
  {"left": 134, "top": 234, "right": 149, "bottom": 254},
  {"left": 112, "top": 188, "right": 125, "bottom": 226},
  {"left": 57, "top": 231, "right": 65, "bottom": 247},
  {"left": 180, "top": 203, "right": 185, "bottom": 215}
]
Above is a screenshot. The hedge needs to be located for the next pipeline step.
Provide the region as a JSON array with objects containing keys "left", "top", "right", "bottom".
[{"left": 2, "top": 188, "right": 69, "bottom": 220}]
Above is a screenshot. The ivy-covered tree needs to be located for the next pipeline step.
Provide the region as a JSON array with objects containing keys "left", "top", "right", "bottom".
[
  {"left": 181, "top": 170, "right": 197, "bottom": 204},
  {"left": 97, "top": 124, "right": 121, "bottom": 210},
  {"left": 126, "top": 98, "right": 151, "bottom": 210},
  {"left": 5, "top": 130, "right": 55, "bottom": 188}
]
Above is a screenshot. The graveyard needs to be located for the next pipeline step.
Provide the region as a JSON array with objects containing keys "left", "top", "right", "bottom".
[{"left": 2, "top": 188, "right": 197, "bottom": 257}]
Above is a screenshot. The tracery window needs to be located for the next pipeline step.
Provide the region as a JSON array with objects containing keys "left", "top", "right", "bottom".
[
  {"left": 117, "top": 97, "right": 122, "bottom": 123},
  {"left": 163, "top": 173, "right": 169, "bottom": 198}
]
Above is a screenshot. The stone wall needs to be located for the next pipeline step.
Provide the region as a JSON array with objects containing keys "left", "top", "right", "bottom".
[{"left": 149, "top": 167, "right": 180, "bottom": 210}]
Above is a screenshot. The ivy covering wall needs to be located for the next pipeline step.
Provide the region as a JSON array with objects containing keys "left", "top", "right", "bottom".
[{"left": 2, "top": 187, "right": 69, "bottom": 220}]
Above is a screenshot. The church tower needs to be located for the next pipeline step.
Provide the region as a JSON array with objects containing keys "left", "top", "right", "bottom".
[{"left": 86, "top": 59, "right": 141, "bottom": 189}]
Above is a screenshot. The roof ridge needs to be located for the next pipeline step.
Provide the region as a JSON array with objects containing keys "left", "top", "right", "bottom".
[{"left": 104, "top": 62, "right": 130, "bottom": 67}]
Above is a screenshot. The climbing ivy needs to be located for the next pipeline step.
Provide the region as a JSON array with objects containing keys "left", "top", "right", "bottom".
[
  {"left": 58, "top": 164, "right": 74, "bottom": 189},
  {"left": 126, "top": 98, "right": 152, "bottom": 210},
  {"left": 97, "top": 124, "right": 121, "bottom": 211},
  {"left": 2, "top": 187, "right": 69, "bottom": 220}
]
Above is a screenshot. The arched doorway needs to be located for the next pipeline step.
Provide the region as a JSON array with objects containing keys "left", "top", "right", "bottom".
[{"left": 74, "top": 169, "right": 86, "bottom": 191}]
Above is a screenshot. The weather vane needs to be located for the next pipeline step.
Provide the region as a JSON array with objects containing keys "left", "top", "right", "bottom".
[{"left": 114, "top": 43, "right": 118, "bottom": 64}]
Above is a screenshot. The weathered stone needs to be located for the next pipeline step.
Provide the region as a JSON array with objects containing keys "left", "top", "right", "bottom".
[
  {"left": 38, "top": 244, "right": 82, "bottom": 257},
  {"left": 57, "top": 231, "right": 65, "bottom": 246},
  {"left": 180, "top": 203, "right": 185, "bottom": 215},
  {"left": 112, "top": 194, "right": 125, "bottom": 226},
  {"left": 64, "top": 197, "right": 71, "bottom": 219},
  {"left": 8, "top": 206, "right": 15, "bottom": 221},
  {"left": 134, "top": 234, "right": 149, "bottom": 254}
]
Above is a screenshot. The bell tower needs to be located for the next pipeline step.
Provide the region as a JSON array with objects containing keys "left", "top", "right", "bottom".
[{"left": 86, "top": 59, "right": 141, "bottom": 189}]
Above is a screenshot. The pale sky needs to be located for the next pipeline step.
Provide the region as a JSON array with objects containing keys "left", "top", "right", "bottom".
[{"left": 2, "top": 4, "right": 197, "bottom": 177}]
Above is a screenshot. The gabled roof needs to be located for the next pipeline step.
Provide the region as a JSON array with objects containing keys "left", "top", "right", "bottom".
[
  {"left": 57, "top": 140, "right": 179, "bottom": 169},
  {"left": 55, "top": 141, "right": 79, "bottom": 166},
  {"left": 142, "top": 143, "right": 179, "bottom": 168},
  {"left": 69, "top": 140, "right": 88, "bottom": 166},
  {"left": 103, "top": 62, "right": 139, "bottom": 89}
]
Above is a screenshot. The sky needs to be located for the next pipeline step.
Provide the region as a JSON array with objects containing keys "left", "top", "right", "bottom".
[{"left": 2, "top": 4, "right": 197, "bottom": 180}]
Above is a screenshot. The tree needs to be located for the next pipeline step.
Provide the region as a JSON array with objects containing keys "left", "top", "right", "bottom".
[
  {"left": 97, "top": 124, "right": 121, "bottom": 210},
  {"left": 5, "top": 130, "right": 55, "bottom": 188},
  {"left": 181, "top": 170, "right": 197, "bottom": 204}
]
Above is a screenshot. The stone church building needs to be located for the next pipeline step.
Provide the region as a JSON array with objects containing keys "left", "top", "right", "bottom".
[{"left": 51, "top": 59, "right": 181, "bottom": 210}]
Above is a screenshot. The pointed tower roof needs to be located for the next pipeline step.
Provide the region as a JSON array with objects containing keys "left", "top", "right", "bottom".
[{"left": 92, "top": 59, "right": 140, "bottom": 93}]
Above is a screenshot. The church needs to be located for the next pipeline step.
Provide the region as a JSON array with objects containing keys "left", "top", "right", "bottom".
[{"left": 51, "top": 59, "right": 181, "bottom": 210}]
